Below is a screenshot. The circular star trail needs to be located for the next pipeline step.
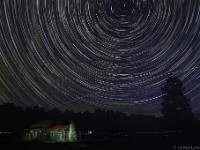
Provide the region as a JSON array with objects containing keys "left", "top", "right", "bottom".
[{"left": 0, "top": 0, "right": 200, "bottom": 114}]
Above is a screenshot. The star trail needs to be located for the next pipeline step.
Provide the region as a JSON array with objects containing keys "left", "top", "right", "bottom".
[{"left": 0, "top": 0, "right": 200, "bottom": 115}]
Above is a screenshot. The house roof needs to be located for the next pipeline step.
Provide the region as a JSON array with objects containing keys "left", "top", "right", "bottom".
[
  {"left": 48, "top": 125, "right": 69, "bottom": 131},
  {"left": 30, "top": 120, "right": 54, "bottom": 129}
]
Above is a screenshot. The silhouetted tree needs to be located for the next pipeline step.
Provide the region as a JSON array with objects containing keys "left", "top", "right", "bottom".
[
  {"left": 48, "top": 108, "right": 62, "bottom": 120},
  {"left": 161, "top": 77, "right": 194, "bottom": 123}
]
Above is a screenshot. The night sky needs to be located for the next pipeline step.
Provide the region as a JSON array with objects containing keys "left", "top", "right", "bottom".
[{"left": 0, "top": 0, "right": 200, "bottom": 115}]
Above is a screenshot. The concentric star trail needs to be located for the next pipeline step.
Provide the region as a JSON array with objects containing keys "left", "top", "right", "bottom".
[{"left": 0, "top": 0, "right": 200, "bottom": 114}]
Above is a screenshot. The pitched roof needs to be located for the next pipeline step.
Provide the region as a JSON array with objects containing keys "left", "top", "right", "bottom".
[
  {"left": 48, "top": 125, "right": 69, "bottom": 131},
  {"left": 30, "top": 120, "right": 54, "bottom": 129}
]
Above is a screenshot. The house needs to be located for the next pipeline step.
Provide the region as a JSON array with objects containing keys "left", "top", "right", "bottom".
[
  {"left": 41, "top": 122, "right": 77, "bottom": 142},
  {"left": 21, "top": 121, "right": 77, "bottom": 143}
]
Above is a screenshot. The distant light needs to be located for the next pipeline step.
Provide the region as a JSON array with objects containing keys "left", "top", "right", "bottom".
[
  {"left": 0, "top": 132, "right": 12, "bottom": 134},
  {"left": 88, "top": 131, "right": 93, "bottom": 135}
]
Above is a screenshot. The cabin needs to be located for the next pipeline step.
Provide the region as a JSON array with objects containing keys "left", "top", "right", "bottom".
[
  {"left": 41, "top": 122, "right": 77, "bottom": 142},
  {"left": 21, "top": 121, "right": 77, "bottom": 143}
]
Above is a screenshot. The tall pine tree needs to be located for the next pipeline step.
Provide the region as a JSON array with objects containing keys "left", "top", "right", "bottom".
[{"left": 161, "top": 77, "right": 193, "bottom": 122}]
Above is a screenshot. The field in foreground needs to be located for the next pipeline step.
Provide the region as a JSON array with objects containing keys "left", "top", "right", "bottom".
[{"left": 1, "top": 137, "right": 200, "bottom": 150}]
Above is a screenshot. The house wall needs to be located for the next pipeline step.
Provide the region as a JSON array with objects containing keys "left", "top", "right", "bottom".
[
  {"left": 49, "top": 131, "right": 69, "bottom": 142},
  {"left": 21, "top": 129, "right": 41, "bottom": 141}
]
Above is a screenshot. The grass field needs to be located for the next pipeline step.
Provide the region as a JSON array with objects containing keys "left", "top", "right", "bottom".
[{"left": 1, "top": 136, "right": 199, "bottom": 150}]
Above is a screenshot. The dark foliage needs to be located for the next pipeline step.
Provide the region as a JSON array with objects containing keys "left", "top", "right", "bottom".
[
  {"left": 161, "top": 77, "right": 193, "bottom": 120},
  {"left": 161, "top": 77, "right": 197, "bottom": 131},
  {"left": 0, "top": 102, "right": 199, "bottom": 135},
  {"left": 0, "top": 103, "right": 164, "bottom": 133}
]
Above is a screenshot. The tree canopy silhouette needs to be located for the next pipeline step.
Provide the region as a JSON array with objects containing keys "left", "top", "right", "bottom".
[{"left": 161, "top": 77, "right": 194, "bottom": 122}]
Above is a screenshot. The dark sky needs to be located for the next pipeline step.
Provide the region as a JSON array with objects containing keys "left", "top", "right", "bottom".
[{"left": 0, "top": 0, "right": 200, "bottom": 115}]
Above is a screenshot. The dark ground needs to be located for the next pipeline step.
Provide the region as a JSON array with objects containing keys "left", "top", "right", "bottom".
[
  {"left": 0, "top": 139, "right": 199, "bottom": 150},
  {"left": 0, "top": 133, "right": 199, "bottom": 150}
]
